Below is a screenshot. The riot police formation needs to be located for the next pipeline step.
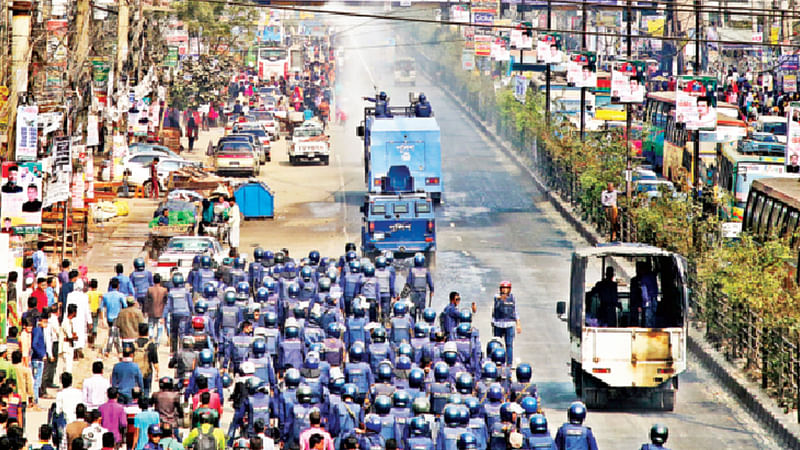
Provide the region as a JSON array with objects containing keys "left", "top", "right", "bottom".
[{"left": 77, "top": 249, "right": 650, "bottom": 450}]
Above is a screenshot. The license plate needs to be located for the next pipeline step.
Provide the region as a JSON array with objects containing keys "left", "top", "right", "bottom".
[
  {"left": 374, "top": 232, "right": 385, "bottom": 240},
  {"left": 230, "top": 161, "right": 239, "bottom": 166},
  {"left": 308, "top": 153, "right": 315, "bottom": 157}
]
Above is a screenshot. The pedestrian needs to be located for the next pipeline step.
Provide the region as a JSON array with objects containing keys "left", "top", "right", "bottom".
[
  {"left": 59, "top": 270, "right": 79, "bottom": 317},
  {"left": 31, "top": 313, "right": 47, "bottom": 407},
  {"left": 111, "top": 344, "right": 143, "bottom": 403},
  {"left": 31, "top": 424, "right": 56, "bottom": 450},
  {"left": 182, "top": 411, "right": 225, "bottom": 450},
  {"left": 144, "top": 274, "right": 167, "bottom": 344},
  {"left": 102, "top": 279, "right": 126, "bottom": 356},
  {"left": 158, "top": 423, "right": 184, "bottom": 450},
  {"left": 116, "top": 297, "right": 145, "bottom": 340},
  {"left": 83, "top": 361, "right": 110, "bottom": 411},
  {"left": 55, "top": 373, "right": 83, "bottom": 424},
  {"left": 149, "top": 158, "right": 160, "bottom": 199},
  {"left": 131, "top": 397, "right": 160, "bottom": 450},
  {"left": 187, "top": 114, "right": 198, "bottom": 152},
  {"left": 298, "top": 410, "right": 334, "bottom": 450},
  {"left": 601, "top": 182, "right": 619, "bottom": 241},
  {"left": 33, "top": 241, "right": 48, "bottom": 278},
  {"left": 133, "top": 323, "right": 158, "bottom": 398},
  {"left": 87, "top": 279, "right": 101, "bottom": 348},
  {"left": 228, "top": 196, "right": 241, "bottom": 254},
  {"left": 80, "top": 411, "right": 108, "bottom": 450},
  {"left": 99, "top": 388, "right": 127, "bottom": 447},
  {"left": 640, "top": 424, "right": 670, "bottom": 450},
  {"left": 589, "top": 267, "right": 621, "bottom": 327},
  {"left": 64, "top": 404, "right": 89, "bottom": 450},
  {"left": 60, "top": 304, "right": 79, "bottom": 374},
  {"left": 10, "top": 350, "right": 33, "bottom": 414},
  {"left": 65, "top": 279, "right": 92, "bottom": 357}
]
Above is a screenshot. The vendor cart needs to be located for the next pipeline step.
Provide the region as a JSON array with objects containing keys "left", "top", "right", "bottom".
[
  {"left": 275, "top": 110, "right": 305, "bottom": 137},
  {"left": 145, "top": 224, "right": 194, "bottom": 259}
]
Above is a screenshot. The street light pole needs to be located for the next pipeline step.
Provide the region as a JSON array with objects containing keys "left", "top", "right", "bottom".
[
  {"left": 545, "top": 0, "right": 552, "bottom": 126},
  {"left": 580, "top": 0, "right": 587, "bottom": 142},
  {"left": 626, "top": 0, "right": 633, "bottom": 234},
  {"left": 693, "top": 0, "right": 701, "bottom": 189}
]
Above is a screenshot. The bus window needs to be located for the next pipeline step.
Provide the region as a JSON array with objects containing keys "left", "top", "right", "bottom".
[
  {"left": 415, "top": 202, "right": 431, "bottom": 214},
  {"left": 393, "top": 203, "right": 409, "bottom": 214},
  {"left": 744, "top": 191, "right": 758, "bottom": 227},
  {"left": 786, "top": 210, "right": 800, "bottom": 241},
  {"left": 770, "top": 203, "right": 787, "bottom": 237},
  {"left": 758, "top": 198, "right": 774, "bottom": 236},
  {"left": 371, "top": 204, "right": 386, "bottom": 215},
  {"left": 750, "top": 194, "right": 766, "bottom": 232}
]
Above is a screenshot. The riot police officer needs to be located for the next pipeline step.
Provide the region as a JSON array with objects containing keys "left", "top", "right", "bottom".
[
  {"left": 640, "top": 424, "right": 670, "bottom": 450},
  {"left": 407, "top": 253, "right": 434, "bottom": 321},
  {"left": 165, "top": 272, "right": 193, "bottom": 353},
  {"left": 216, "top": 290, "right": 244, "bottom": 357},
  {"left": 374, "top": 256, "right": 396, "bottom": 321},
  {"left": 526, "top": 414, "right": 557, "bottom": 450},
  {"left": 554, "top": 402, "right": 598, "bottom": 450},
  {"left": 186, "top": 349, "right": 223, "bottom": 402},
  {"left": 491, "top": 281, "right": 520, "bottom": 365},
  {"left": 130, "top": 257, "right": 154, "bottom": 308}
]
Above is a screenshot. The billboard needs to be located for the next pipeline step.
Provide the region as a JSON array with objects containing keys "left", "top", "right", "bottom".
[
  {"left": 1, "top": 162, "right": 43, "bottom": 233},
  {"left": 566, "top": 52, "right": 597, "bottom": 88},
  {"left": 787, "top": 102, "right": 800, "bottom": 171},
  {"left": 610, "top": 60, "right": 645, "bottom": 103},
  {"left": 537, "top": 34, "right": 562, "bottom": 64},
  {"left": 675, "top": 76, "right": 718, "bottom": 131}
]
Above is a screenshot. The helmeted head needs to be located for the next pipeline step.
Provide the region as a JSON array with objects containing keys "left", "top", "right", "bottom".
[
  {"left": 490, "top": 347, "right": 506, "bottom": 365},
  {"left": 234, "top": 256, "right": 246, "bottom": 270},
  {"left": 253, "top": 248, "right": 264, "bottom": 262},
  {"left": 284, "top": 319, "right": 300, "bottom": 339},
  {"left": 567, "top": 401, "right": 587, "bottom": 425},
  {"left": 263, "top": 250, "right": 274, "bottom": 264},
  {"left": 383, "top": 250, "right": 394, "bottom": 264},
  {"left": 530, "top": 414, "right": 548, "bottom": 433},
  {"left": 345, "top": 251, "right": 358, "bottom": 263},
  {"left": 349, "top": 341, "right": 366, "bottom": 362},
  {"left": 192, "top": 316, "right": 205, "bottom": 331},
  {"left": 148, "top": 424, "right": 161, "bottom": 438},
  {"left": 396, "top": 355, "right": 412, "bottom": 370},
  {"left": 500, "top": 402, "right": 517, "bottom": 422},
  {"left": 374, "top": 395, "right": 392, "bottom": 414},
  {"left": 422, "top": 308, "right": 436, "bottom": 324},
  {"left": 283, "top": 261, "right": 297, "bottom": 278},
  {"left": 262, "top": 277, "right": 277, "bottom": 293},
  {"left": 365, "top": 414, "right": 382, "bottom": 432},
  {"left": 343, "top": 383, "right": 358, "bottom": 401},
  {"left": 325, "top": 322, "right": 341, "bottom": 339},
  {"left": 304, "top": 351, "right": 320, "bottom": 370},
  {"left": 326, "top": 268, "right": 338, "bottom": 283},
  {"left": 195, "top": 300, "right": 208, "bottom": 315},
  {"left": 393, "top": 301, "right": 408, "bottom": 317},
  {"left": 264, "top": 311, "right": 278, "bottom": 327},
  {"left": 255, "top": 287, "right": 269, "bottom": 303},
  {"left": 171, "top": 272, "right": 184, "bottom": 287},
  {"left": 486, "top": 338, "right": 504, "bottom": 357},
  {"left": 159, "top": 376, "right": 174, "bottom": 391},
  {"left": 458, "top": 308, "right": 472, "bottom": 323},
  {"left": 397, "top": 343, "right": 413, "bottom": 359},
  {"left": 378, "top": 91, "right": 387, "bottom": 101},
  {"left": 371, "top": 327, "right": 387, "bottom": 343},
  {"left": 516, "top": 363, "right": 532, "bottom": 383},
  {"left": 318, "top": 277, "right": 331, "bottom": 292},
  {"left": 465, "top": 396, "right": 481, "bottom": 418},
  {"left": 413, "top": 252, "right": 425, "bottom": 267},
  {"left": 221, "top": 372, "right": 233, "bottom": 388},
  {"left": 308, "top": 250, "right": 321, "bottom": 265},
  {"left": 410, "top": 416, "right": 429, "bottom": 436},
  {"left": 224, "top": 290, "right": 237, "bottom": 305},
  {"left": 287, "top": 282, "right": 300, "bottom": 299},
  {"left": 296, "top": 385, "right": 313, "bottom": 404},
  {"left": 362, "top": 264, "right": 375, "bottom": 277},
  {"left": 499, "top": 280, "right": 512, "bottom": 293},
  {"left": 448, "top": 393, "right": 463, "bottom": 406},
  {"left": 203, "top": 283, "right": 217, "bottom": 299},
  {"left": 433, "top": 361, "right": 450, "bottom": 382},
  {"left": 375, "top": 255, "right": 387, "bottom": 269},
  {"left": 284, "top": 368, "right": 301, "bottom": 388},
  {"left": 236, "top": 281, "right": 250, "bottom": 297},
  {"left": 329, "top": 376, "right": 346, "bottom": 394},
  {"left": 419, "top": 93, "right": 427, "bottom": 102},
  {"left": 376, "top": 361, "right": 393, "bottom": 382},
  {"left": 133, "top": 257, "right": 145, "bottom": 271},
  {"left": 443, "top": 405, "right": 460, "bottom": 427},
  {"left": 199, "top": 349, "right": 213, "bottom": 366},
  {"left": 270, "top": 265, "right": 283, "bottom": 281},
  {"left": 273, "top": 252, "right": 285, "bottom": 265},
  {"left": 409, "top": 368, "right": 425, "bottom": 389},
  {"left": 456, "top": 373, "right": 473, "bottom": 394},
  {"left": 487, "top": 383, "right": 504, "bottom": 402},
  {"left": 300, "top": 265, "right": 313, "bottom": 282},
  {"left": 413, "top": 322, "right": 427, "bottom": 338},
  {"left": 456, "top": 323, "right": 472, "bottom": 339},
  {"left": 457, "top": 432, "right": 478, "bottom": 450},
  {"left": 521, "top": 396, "right": 538, "bottom": 415},
  {"left": 650, "top": 423, "right": 668, "bottom": 445},
  {"left": 252, "top": 338, "right": 266, "bottom": 357},
  {"left": 352, "top": 301, "right": 366, "bottom": 318},
  {"left": 348, "top": 260, "right": 361, "bottom": 273}
]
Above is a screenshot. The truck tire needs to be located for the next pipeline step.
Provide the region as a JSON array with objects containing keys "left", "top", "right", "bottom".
[
  {"left": 321, "top": 156, "right": 329, "bottom": 166},
  {"left": 661, "top": 390, "right": 675, "bottom": 411},
  {"left": 289, "top": 156, "right": 296, "bottom": 165}
]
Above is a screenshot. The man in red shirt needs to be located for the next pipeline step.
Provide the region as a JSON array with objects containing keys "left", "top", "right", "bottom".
[
  {"left": 31, "top": 278, "right": 48, "bottom": 313},
  {"left": 149, "top": 158, "right": 160, "bottom": 199},
  {"left": 190, "top": 377, "right": 222, "bottom": 417}
]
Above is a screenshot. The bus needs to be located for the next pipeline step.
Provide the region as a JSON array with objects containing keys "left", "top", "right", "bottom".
[
  {"left": 257, "top": 46, "right": 289, "bottom": 80},
  {"left": 717, "top": 145, "right": 791, "bottom": 222},
  {"left": 643, "top": 91, "right": 743, "bottom": 177},
  {"left": 743, "top": 177, "right": 800, "bottom": 245}
]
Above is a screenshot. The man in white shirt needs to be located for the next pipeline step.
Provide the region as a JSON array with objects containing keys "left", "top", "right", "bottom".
[
  {"left": 81, "top": 409, "right": 109, "bottom": 450},
  {"left": 60, "top": 304, "right": 79, "bottom": 374},
  {"left": 83, "top": 361, "right": 111, "bottom": 410},
  {"left": 66, "top": 279, "right": 92, "bottom": 351},
  {"left": 55, "top": 372, "right": 83, "bottom": 424},
  {"left": 228, "top": 196, "right": 241, "bottom": 253},
  {"left": 601, "top": 182, "right": 619, "bottom": 241}
]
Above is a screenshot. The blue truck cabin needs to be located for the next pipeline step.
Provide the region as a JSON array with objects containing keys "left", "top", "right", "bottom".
[
  {"left": 364, "top": 113, "right": 443, "bottom": 202},
  {"left": 361, "top": 192, "right": 436, "bottom": 257}
]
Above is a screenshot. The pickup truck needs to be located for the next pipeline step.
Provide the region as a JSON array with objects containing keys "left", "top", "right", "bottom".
[{"left": 288, "top": 120, "right": 330, "bottom": 165}]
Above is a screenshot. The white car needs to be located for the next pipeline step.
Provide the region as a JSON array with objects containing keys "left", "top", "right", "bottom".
[
  {"left": 156, "top": 236, "right": 225, "bottom": 279},
  {"left": 289, "top": 121, "right": 330, "bottom": 165},
  {"left": 249, "top": 111, "right": 278, "bottom": 138}
]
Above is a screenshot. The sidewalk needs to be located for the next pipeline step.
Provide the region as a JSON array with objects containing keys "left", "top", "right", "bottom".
[{"left": 438, "top": 75, "right": 800, "bottom": 449}]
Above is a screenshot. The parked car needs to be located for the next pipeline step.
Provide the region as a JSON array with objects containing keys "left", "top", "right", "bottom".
[
  {"left": 156, "top": 236, "right": 225, "bottom": 279},
  {"left": 235, "top": 128, "right": 271, "bottom": 162},
  {"left": 220, "top": 134, "right": 266, "bottom": 164},
  {"left": 128, "top": 143, "right": 181, "bottom": 159},
  {"left": 214, "top": 141, "right": 259, "bottom": 177}
]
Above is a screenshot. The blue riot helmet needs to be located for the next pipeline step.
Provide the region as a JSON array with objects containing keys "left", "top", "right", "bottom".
[
  {"left": 287, "top": 283, "right": 300, "bottom": 299},
  {"left": 349, "top": 342, "right": 366, "bottom": 362},
  {"left": 413, "top": 252, "right": 425, "bottom": 267},
  {"left": 234, "top": 257, "right": 246, "bottom": 269},
  {"left": 346, "top": 251, "right": 358, "bottom": 263},
  {"left": 326, "top": 267, "right": 338, "bottom": 283},
  {"left": 195, "top": 300, "right": 208, "bottom": 315},
  {"left": 486, "top": 339, "right": 503, "bottom": 357},
  {"left": 376, "top": 361, "right": 393, "bottom": 382},
  {"left": 318, "top": 277, "right": 331, "bottom": 292},
  {"left": 456, "top": 406, "right": 470, "bottom": 426},
  {"left": 305, "top": 352, "right": 320, "bottom": 369},
  {"left": 255, "top": 287, "right": 269, "bottom": 303},
  {"left": 133, "top": 257, "right": 145, "bottom": 271},
  {"left": 412, "top": 396, "right": 431, "bottom": 414},
  {"left": 393, "top": 390, "right": 411, "bottom": 408},
  {"left": 396, "top": 355, "right": 412, "bottom": 370},
  {"left": 500, "top": 402, "right": 516, "bottom": 422},
  {"left": 253, "top": 248, "right": 264, "bottom": 262},
  {"left": 410, "top": 417, "right": 429, "bottom": 436},
  {"left": 199, "top": 349, "right": 214, "bottom": 366},
  {"left": 392, "top": 302, "right": 408, "bottom": 317},
  {"left": 271, "top": 265, "right": 283, "bottom": 280},
  {"left": 456, "top": 323, "right": 472, "bottom": 339},
  {"left": 329, "top": 376, "right": 346, "bottom": 394},
  {"left": 200, "top": 255, "right": 211, "bottom": 269},
  {"left": 422, "top": 308, "right": 436, "bottom": 324},
  {"left": 443, "top": 405, "right": 460, "bottom": 427},
  {"left": 284, "top": 261, "right": 297, "bottom": 278},
  {"left": 246, "top": 377, "right": 260, "bottom": 395},
  {"left": 252, "top": 338, "right": 266, "bottom": 357},
  {"left": 397, "top": 343, "right": 413, "bottom": 359},
  {"left": 433, "top": 362, "right": 450, "bottom": 382},
  {"left": 308, "top": 250, "right": 321, "bottom": 265},
  {"left": 148, "top": 424, "right": 161, "bottom": 437},
  {"left": 567, "top": 401, "right": 587, "bottom": 424},
  {"left": 375, "top": 256, "right": 387, "bottom": 269},
  {"left": 413, "top": 322, "right": 427, "bottom": 338},
  {"left": 285, "top": 322, "right": 300, "bottom": 339},
  {"left": 273, "top": 252, "right": 285, "bottom": 265},
  {"left": 371, "top": 327, "right": 387, "bottom": 343},
  {"left": 296, "top": 385, "right": 313, "bottom": 404},
  {"left": 236, "top": 282, "right": 250, "bottom": 297},
  {"left": 487, "top": 383, "right": 504, "bottom": 401},
  {"left": 409, "top": 368, "right": 425, "bottom": 389},
  {"left": 192, "top": 255, "right": 203, "bottom": 268},
  {"left": 419, "top": 93, "right": 426, "bottom": 102},
  {"left": 203, "top": 284, "right": 217, "bottom": 299},
  {"left": 348, "top": 260, "right": 361, "bottom": 273},
  {"left": 284, "top": 368, "right": 301, "bottom": 388},
  {"left": 352, "top": 301, "right": 366, "bottom": 318},
  {"left": 362, "top": 264, "right": 375, "bottom": 277},
  {"left": 491, "top": 347, "right": 506, "bottom": 366},
  {"left": 319, "top": 257, "right": 331, "bottom": 269},
  {"left": 443, "top": 350, "right": 458, "bottom": 366},
  {"left": 300, "top": 265, "right": 313, "bottom": 281},
  {"left": 343, "top": 383, "right": 358, "bottom": 400},
  {"left": 263, "top": 250, "right": 274, "bottom": 262},
  {"left": 264, "top": 311, "right": 278, "bottom": 327},
  {"left": 448, "top": 393, "right": 463, "bottom": 405},
  {"left": 292, "top": 305, "right": 305, "bottom": 320},
  {"left": 171, "top": 272, "right": 184, "bottom": 286},
  {"left": 378, "top": 91, "right": 387, "bottom": 101},
  {"left": 308, "top": 308, "right": 323, "bottom": 326},
  {"left": 326, "top": 322, "right": 341, "bottom": 338},
  {"left": 300, "top": 257, "right": 310, "bottom": 267},
  {"left": 365, "top": 414, "right": 382, "bottom": 432},
  {"left": 262, "top": 277, "right": 277, "bottom": 293},
  {"left": 458, "top": 309, "right": 472, "bottom": 324},
  {"left": 455, "top": 373, "right": 474, "bottom": 394},
  {"left": 383, "top": 251, "right": 394, "bottom": 265},
  {"left": 530, "top": 414, "right": 548, "bottom": 434},
  {"left": 457, "top": 432, "right": 478, "bottom": 450},
  {"left": 465, "top": 397, "right": 481, "bottom": 417},
  {"left": 221, "top": 373, "right": 233, "bottom": 389},
  {"left": 374, "top": 395, "right": 392, "bottom": 414},
  {"left": 516, "top": 363, "right": 532, "bottom": 383},
  {"left": 650, "top": 424, "right": 669, "bottom": 445},
  {"left": 521, "top": 396, "right": 538, "bottom": 415},
  {"left": 222, "top": 257, "right": 233, "bottom": 266},
  {"left": 223, "top": 290, "right": 237, "bottom": 305}
]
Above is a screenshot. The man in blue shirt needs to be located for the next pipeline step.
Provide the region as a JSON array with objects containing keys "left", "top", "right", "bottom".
[
  {"left": 58, "top": 270, "right": 78, "bottom": 316},
  {"left": 32, "top": 242, "right": 47, "bottom": 278},
  {"left": 111, "top": 344, "right": 143, "bottom": 403},
  {"left": 109, "top": 263, "right": 135, "bottom": 297},
  {"left": 103, "top": 278, "right": 127, "bottom": 356},
  {"left": 31, "top": 314, "right": 47, "bottom": 405}
]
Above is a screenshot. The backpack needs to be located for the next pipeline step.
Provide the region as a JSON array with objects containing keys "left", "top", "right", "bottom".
[
  {"left": 194, "top": 426, "right": 216, "bottom": 450},
  {"left": 134, "top": 339, "right": 153, "bottom": 378}
]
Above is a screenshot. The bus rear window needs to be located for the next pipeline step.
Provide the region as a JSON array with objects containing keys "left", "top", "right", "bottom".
[
  {"left": 371, "top": 204, "right": 386, "bottom": 215},
  {"left": 415, "top": 202, "right": 431, "bottom": 214},
  {"left": 393, "top": 204, "right": 408, "bottom": 214}
]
